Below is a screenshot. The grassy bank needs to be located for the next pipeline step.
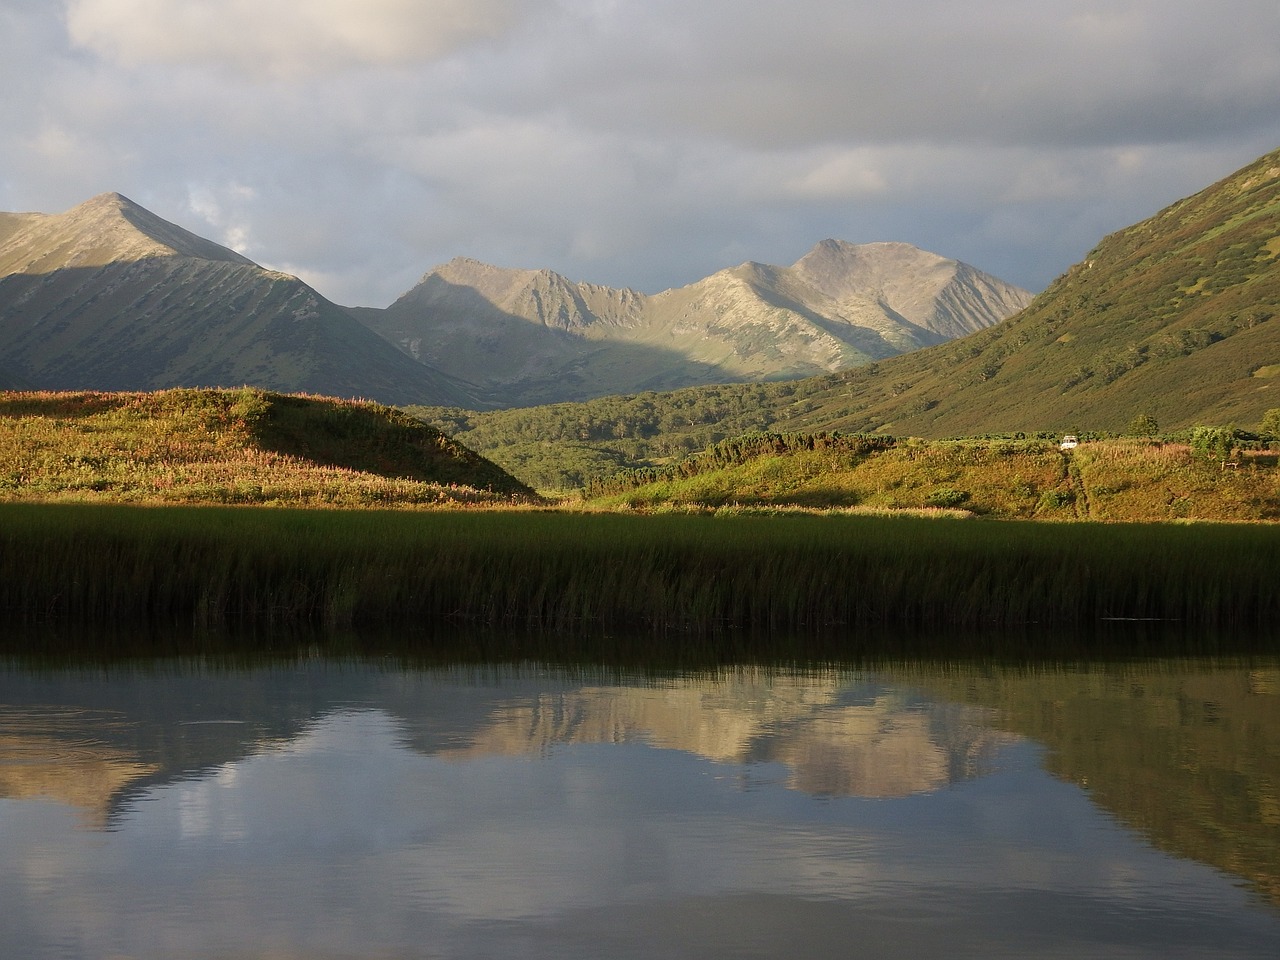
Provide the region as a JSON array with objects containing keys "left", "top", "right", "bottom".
[
  {"left": 4, "top": 503, "right": 1280, "bottom": 637},
  {"left": 582, "top": 433, "right": 1280, "bottom": 521}
]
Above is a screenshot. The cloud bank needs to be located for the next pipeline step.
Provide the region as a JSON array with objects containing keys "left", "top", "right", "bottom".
[
  {"left": 66, "top": 0, "right": 527, "bottom": 73},
  {"left": 1, "top": 0, "right": 1277, "bottom": 306}
]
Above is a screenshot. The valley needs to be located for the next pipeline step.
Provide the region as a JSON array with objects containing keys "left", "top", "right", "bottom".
[{"left": 7, "top": 147, "right": 1275, "bottom": 492}]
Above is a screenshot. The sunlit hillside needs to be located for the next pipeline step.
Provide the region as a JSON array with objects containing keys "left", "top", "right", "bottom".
[
  {"left": 0, "top": 388, "right": 534, "bottom": 507},
  {"left": 419, "top": 146, "right": 1280, "bottom": 490}
]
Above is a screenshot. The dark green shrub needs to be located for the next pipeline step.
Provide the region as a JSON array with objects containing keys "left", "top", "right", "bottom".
[
  {"left": 1038, "top": 490, "right": 1076, "bottom": 510},
  {"left": 925, "top": 488, "right": 970, "bottom": 508},
  {"left": 1129, "top": 413, "right": 1159, "bottom": 437},
  {"left": 1190, "top": 426, "right": 1236, "bottom": 461},
  {"left": 1261, "top": 408, "right": 1280, "bottom": 440}
]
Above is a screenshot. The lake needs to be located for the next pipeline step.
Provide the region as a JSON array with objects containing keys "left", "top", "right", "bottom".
[{"left": 2, "top": 647, "right": 1278, "bottom": 959}]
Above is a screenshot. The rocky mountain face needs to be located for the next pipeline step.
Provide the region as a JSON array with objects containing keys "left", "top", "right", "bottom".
[
  {"left": 360, "top": 241, "right": 1032, "bottom": 407},
  {"left": 0, "top": 194, "right": 476, "bottom": 406}
]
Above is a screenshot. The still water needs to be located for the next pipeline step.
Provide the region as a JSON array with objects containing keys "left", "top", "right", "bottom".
[{"left": 2, "top": 653, "right": 1278, "bottom": 959}]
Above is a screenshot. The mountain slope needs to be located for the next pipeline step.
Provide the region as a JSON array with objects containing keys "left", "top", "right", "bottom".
[
  {"left": 426, "top": 145, "right": 1280, "bottom": 485},
  {"left": 0, "top": 194, "right": 477, "bottom": 406},
  {"left": 785, "top": 148, "right": 1280, "bottom": 436},
  {"left": 361, "top": 241, "right": 1031, "bottom": 406},
  {"left": 0, "top": 362, "right": 32, "bottom": 390}
]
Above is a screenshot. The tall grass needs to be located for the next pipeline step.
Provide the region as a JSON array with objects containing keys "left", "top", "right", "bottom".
[{"left": 4, "top": 504, "right": 1280, "bottom": 638}]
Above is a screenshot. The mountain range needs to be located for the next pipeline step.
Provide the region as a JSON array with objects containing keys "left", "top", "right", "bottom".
[
  {"left": 0, "top": 193, "right": 478, "bottom": 406},
  {"left": 422, "top": 145, "right": 1280, "bottom": 487},
  {"left": 357, "top": 242, "right": 1030, "bottom": 406},
  {"left": 0, "top": 193, "right": 1028, "bottom": 407},
  {"left": 6, "top": 141, "right": 1276, "bottom": 456}
]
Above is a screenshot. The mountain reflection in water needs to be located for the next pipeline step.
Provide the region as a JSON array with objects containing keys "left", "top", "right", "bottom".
[
  {"left": 432, "top": 674, "right": 1010, "bottom": 798},
  {"left": 1, "top": 655, "right": 1278, "bottom": 960}
]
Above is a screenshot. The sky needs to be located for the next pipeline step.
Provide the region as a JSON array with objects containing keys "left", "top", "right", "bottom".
[{"left": 2, "top": 1, "right": 1279, "bottom": 308}]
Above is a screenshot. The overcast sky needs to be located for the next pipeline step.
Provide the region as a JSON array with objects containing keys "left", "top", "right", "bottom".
[{"left": 3, "top": 1, "right": 1279, "bottom": 307}]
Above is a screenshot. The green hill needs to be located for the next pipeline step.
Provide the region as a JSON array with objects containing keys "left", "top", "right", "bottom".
[
  {"left": 809, "top": 146, "right": 1280, "bottom": 436},
  {"left": 417, "top": 147, "right": 1280, "bottom": 490},
  {"left": 0, "top": 388, "right": 534, "bottom": 507}
]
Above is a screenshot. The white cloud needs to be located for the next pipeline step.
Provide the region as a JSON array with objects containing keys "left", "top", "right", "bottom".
[
  {"left": 184, "top": 182, "right": 258, "bottom": 254},
  {"left": 783, "top": 151, "right": 891, "bottom": 200},
  {"left": 65, "top": 0, "right": 529, "bottom": 76}
]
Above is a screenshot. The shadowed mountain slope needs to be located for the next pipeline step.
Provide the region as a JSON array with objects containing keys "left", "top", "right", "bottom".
[
  {"left": 0, "top": 363, "right": 32, "bottom": 390},
  {"left": 360, "top": 241, "right": 1031, "bottom": 406},
  {"left": 0, "top": 194, "right": 477, "bottom": 407}
]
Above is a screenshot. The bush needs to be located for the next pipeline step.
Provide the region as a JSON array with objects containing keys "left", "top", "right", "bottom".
[
  {"left": 925, "top": 488, "right": 970, "bottom": 508},
  {"left": 1038, "top": 490, "right": 1076, "bottom": 510},
  {"left": 1129, "top": 413, "right": 1159, "bottom": 437},
  {"left": 1190, "top": 426, "right": 1236, "bottom": 461}
]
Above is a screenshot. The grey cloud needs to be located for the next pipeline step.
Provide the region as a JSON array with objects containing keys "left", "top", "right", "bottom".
[
  {"left": 1, "top": 1, "right": 1278, "bottom": 308},
  {"left": 533, "top": 1, "right": 1279, "bottom": 149}
]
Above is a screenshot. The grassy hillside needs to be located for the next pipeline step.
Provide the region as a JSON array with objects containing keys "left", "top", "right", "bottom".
[
  {"left": 0, "top": 388, "right": 534, "bottom": 507},
  {"left": 579, "top": 432, "right": 1280, "bottom": 522},
  {"left": 416, "top": 146, "right": 1280, "bottom": 488},
  {"left": 809, "top": 146, "right": 1280, "bottom": 436}
]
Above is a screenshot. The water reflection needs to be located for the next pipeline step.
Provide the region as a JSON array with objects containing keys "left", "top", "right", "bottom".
[
  {"left": 895, "top": 661, "right": 1280, "bottom": 907},
  {"left": 435, "top": 673, "right": 1010, "bottom": 797},
  {"left": 1, "top": 656, "right": 1278, "bottom": 960},
  {"left": 0, "top": 707, "right": 160, "bottom": 828}
]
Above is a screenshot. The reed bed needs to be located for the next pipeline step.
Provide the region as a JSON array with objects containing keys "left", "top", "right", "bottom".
[{"left": 3, "top": 504, "right": 1280, "bottom": 639}]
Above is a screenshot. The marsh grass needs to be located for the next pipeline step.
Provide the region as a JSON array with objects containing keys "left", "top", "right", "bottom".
[{"left": 5, "top": 504, "right": 1279, "bottom": 637}]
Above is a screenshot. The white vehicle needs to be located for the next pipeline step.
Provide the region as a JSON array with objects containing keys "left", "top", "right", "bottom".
[{"left": 1060, "top": 435, "right": 1079, "bottom": 450}]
